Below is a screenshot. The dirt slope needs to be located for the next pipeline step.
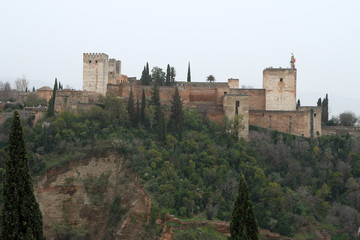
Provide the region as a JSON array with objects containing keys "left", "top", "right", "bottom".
[{"left": 34, "top": 153, "right": 153, "bottom": 240}]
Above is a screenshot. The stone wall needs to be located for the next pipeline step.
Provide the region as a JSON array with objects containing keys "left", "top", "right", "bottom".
[
  {"left": 54, "top": 90, "right": 98, "bottom": 113},
  {"left": 250, "top": 107, "right": 322, "bottom": 138},
  {"left": 230, "top": 89, "right": 266, "bottom": 110},
  {"left": 263, "top": 68, "right": 296, "bottom": 111},
  {"left": 322, "top": 126, "right": 360, "bottom": 137},
  {"left": 223, "top": 94, "right": 249, "bottom": 138}
]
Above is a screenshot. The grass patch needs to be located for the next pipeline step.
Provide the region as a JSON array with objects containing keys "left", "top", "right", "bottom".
[{"left": 173, "top": 227, "right": 227, "bottom": 240}]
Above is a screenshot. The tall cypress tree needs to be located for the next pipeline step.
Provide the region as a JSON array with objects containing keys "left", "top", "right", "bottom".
[
  {"left": 141, "top": 89, "right": 146, "bottom": 124},
  {"left": 157, "top": 110, "right": 166, "bottom": 143},
  {"left": 1, "top": 111, "right": 45, "bottom": 240},
  {"left": 166, "top": 64, "right": 171, "bottom": 86},
  {"left": 140, "top": 66, "right": 146, "bottom": 85},
  {"left": 47, "top": 78, "right": 58, "bottom": 118},
  {"left": 127, "top": 87, "right": 136, "bottom": 123},
  {"left": 187, "top": 62, "right": 191, "bottom": 83},
  {"left": 136, "top": 97, "right": 140, "bottom": 125},
  {"left": 146, "top": 62, "right": 151, "bottom": 85},
  {"left": 229, "top": 173, "right": 259, "bottom": 240},
  {"left": 170, "top": 86, "right": 184, "bottom": 141}
]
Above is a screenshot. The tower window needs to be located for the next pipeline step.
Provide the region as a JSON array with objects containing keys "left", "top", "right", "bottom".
[
  {"left": 95, "top": 60, "right": 98, "bottom": 63},
  {"left": 89, "top": 60, "right": 92, "bottom": 64},
  {"left": 280, "top": 78, "right": 283, "bottom": 82}
]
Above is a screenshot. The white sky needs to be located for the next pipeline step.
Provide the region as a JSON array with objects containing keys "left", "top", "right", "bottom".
[{"left": 1, "top": 0, "right": 359, "bottom": 117}]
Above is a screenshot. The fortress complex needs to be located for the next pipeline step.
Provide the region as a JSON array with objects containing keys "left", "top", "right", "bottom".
[{"left": 76, "top": 53, "right": 321, "bottom": 138}]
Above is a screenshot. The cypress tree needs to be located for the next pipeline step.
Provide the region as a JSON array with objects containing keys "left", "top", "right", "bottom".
[
  {"left": 1, "top": 111, "right": 45, "bottom": 240},
  {"left": 47, "top": 78, "right": 58, "bottom": 118},
  {"left": 170, "top": 67, "right": 176, "bottom": 84},
  {"left": 32, "top": 86, "right": 35, "bottom": 92},
  {"left": 141, "top": 89, "right": 146, "bottom": 124},
  {"left": 157, "top": 110, "right": 166, "bottom": 143},
  {"left": 166, "top": 64, "right": 171, "bottom": 86},
  {"left": 127, "top": 87, "right": 136, "bottom": 123},
  {"left": 170, "top": 86, "right": 184, "bottom": 141},
  {"left": 140, "top": 66, "right": 146, "bottom": 85},
  {"left": 229, "top": 173, "right": 259, "bottom": 240},
  {"left": 136, "top": 97, "right": 140, "bottom": 125},
  {"left": 317, "top": 98, "right": 322, "bottom": 107},
  {"left": 187, "top": 62, "right": 191, "bottom": 82},
  {"left": 146, "top": 62, "right": 151, "bottom": 85}
]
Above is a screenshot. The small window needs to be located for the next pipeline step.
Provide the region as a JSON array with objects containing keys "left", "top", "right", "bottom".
[
  {"left": 95, "top": 60, "right": 98, "bottom": 63},
  {"left": 224, "top": 92, "right": 227, "bottom": 95},
  {"left": 89, "top": 60, "right": 92, "bottom": 64},
  {"left": 235, "top": 101, "right": 240, "bottom": 115},
  {"left": 280, "top": 78, "right": 283, "bottom": 82},
  {"left": 314, "top": 113, "right": 317, "bottom": 117}
]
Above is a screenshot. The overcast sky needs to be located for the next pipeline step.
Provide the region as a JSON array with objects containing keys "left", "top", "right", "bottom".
[{"left": 1, "top": 0, "right": 359, "bottom": 117}]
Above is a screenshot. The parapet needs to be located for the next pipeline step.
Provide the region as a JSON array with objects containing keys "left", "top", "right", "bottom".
[{"left": 83, "top": 53, "right": 109, "bottom": 62}]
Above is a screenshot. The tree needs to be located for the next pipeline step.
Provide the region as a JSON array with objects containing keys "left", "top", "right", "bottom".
[
  {"left": 15, "top": 75, "right": 29, "bottom": 92},
  {"left": 140, "top": 62, "right": 152, "bottom": 85},
  {"left": 157, "top": 110, "right": 166, "bottom": 143},
  {"left": 136, "top": 97, "right": 140, "bottom": 125},
  {"left": 152, "top": 67, "right": 165, "bottom": 86},
  {"left": 166, "top": 64, "right": 171, "bottom": 86},
  {"left": 141, "top": 89, "right": 146, "bottom": 124},
  {"left": 321, "top": 94, "right": 329, "bottom": 125},
  {"left": 170, "top": 67, "right": 176, "bottom": 83},
  {"left": 127, "top": 87, "right": 136, "bottom": 123},
  {"left": 170, "top": 86, "right": 184, "bottom": 141},
  {"left": 229, "top": 173, "right": 259, "bottom": 240},
  {"left": 339, "top": 111, "right": 358, "bottom": 126},
  {"left": 98, "top": 93, "right": 128, "bottom": 128},
  {"left": 47, "top": 78, "right": 58, "bottom": 118},
  {"left": 32, "top": 86, "right": 35, "bottom": 92},
  {"left": 297, "top": 99, "right": 300, "bottom": 108},
  {"left": 1, "top": 111, "right": 45, "bottom": 239},
  {"left": 317, "top": 98, "right": 322, "bottom": 107},
  {"left": 207, "top": 75, "right": 215, "bottom": 83},
  {"left": 187, "top": 62, "right": 191, "bottom": 82}
]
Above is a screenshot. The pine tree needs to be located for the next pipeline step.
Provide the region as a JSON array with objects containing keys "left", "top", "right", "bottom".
[
  {"left": 166, "top": 64, "right": 171, "bottom": 86},
  {"left": 47, "top": 78, "right": 58, "bottom": 118},
  {"left": 1, "top": 111, "right": 45, "bottom": 240},
  {"left": 141, "top": 89, "right": 146, "bottom": 124},
  {"left": 170, "top": 86, "right": 184, "bottom": 141},
  {"left": 187, "top": 62, "right": 191, "bottom": 82},
  {"left": 127, "top": 87, "right": 136, "bottom": 123},
  {"left": 229, "top": 173, "right": 259, "bottom": 240}
]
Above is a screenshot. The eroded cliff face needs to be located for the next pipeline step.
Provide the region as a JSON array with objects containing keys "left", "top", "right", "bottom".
[{"left": 34, "top": 153, "right": 153, "bottom": 240}]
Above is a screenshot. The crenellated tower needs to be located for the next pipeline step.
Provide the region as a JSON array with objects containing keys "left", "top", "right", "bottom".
[{"left": 83, "top": 53, "right": 109, "bottom": 95}]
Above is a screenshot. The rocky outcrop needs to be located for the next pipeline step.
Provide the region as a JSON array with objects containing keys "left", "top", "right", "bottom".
[{"left": 34, "top": 153, "right": 152, "bottom": 240}]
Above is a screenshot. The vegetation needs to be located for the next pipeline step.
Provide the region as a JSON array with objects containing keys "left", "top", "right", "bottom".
[
  {"left": 207, "top": 75, "right": 215, "bottom": 83},
  {"left": 229, "top": 173, "right": 258, "bottom": 240},
  {"left": 0, "top": 92, "right": 360, "bottom": 239},
  {"left": 47, "top": 78, "right": 58, "bottom": 117},
  {"left": 187, "top": 62, "right": 191, "bottom": 82},
  {"left": 1, "top": 111, "right": 44, "bottom": 239}
]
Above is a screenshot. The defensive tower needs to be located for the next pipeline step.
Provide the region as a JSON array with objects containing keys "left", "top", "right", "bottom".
[
  {"left": 263, "top": 68, "right": 297, "bottom": 111},
  {"left": 83, "top": 53, "right": 109, "bottom": 95}
]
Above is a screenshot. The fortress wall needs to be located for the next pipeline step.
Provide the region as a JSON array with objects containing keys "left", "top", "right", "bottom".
[
  {"left": 83, "top": 53, "right": 108, "bottom": 95},
  {"left": 223, "top": 94, "right": 249, "bottom": 139},
  {"left": 230, "top": 89, "right": 265, "bottom": 110},
  {"left": 322, "top": 126, "right": 360, "bottom": 137},
  {"left": 250, "top": 108, "right": 321, "bottom": 138},
  {"left": 54, "top": 90, "right": 98, "bottom": 113}
]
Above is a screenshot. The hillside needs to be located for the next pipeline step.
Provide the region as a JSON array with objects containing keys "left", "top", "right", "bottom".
[{"left": 0, "top": 95, "right": 360, "bottom": 239}]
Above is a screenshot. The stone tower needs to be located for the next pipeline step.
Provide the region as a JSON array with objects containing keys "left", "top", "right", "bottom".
[
  {"left": 263, "top": 68, "right": 297, "bottom": 111},
  {"left": 83, "top": 53, "right": 109, "bottom": 95}
]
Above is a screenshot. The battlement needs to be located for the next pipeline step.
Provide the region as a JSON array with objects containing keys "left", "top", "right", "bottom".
[{"left": 83, "top": 53, "right": 109, "bottom": 61}]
